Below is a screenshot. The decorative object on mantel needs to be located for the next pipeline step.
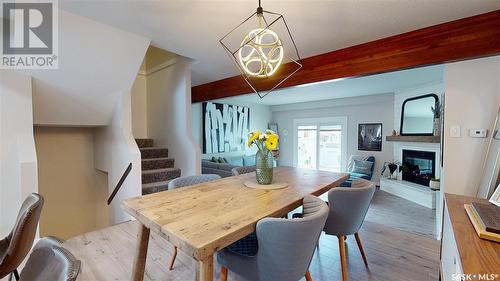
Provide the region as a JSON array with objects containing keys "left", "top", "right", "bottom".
[
  {"left": 219, "top": 0, "right": 302, "bottom": 98},
  {"left": 247, "top": 129, "right": 279, "bottom": 184},
  {"left": 381, "top": 160, "right": 402, "bottom": 180},
  {"left": 431, "top": 99, "right": 442, "bottom": 136},
  {"left": 392, "top": 130, "right": 398, "bottom": 136},
  {"left": 358, "top": 123, "right": 382, "bottom": 151},
  {"left": 429, "top": 178, "right": 440, "bottom": 190}
]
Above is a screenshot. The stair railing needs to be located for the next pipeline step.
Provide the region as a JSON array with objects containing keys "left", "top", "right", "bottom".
[{"left": 107, "top": 163, "right": 133, "bottom": 205}]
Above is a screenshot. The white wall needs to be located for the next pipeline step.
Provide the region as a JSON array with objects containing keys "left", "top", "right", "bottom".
[
  {"left": 34, "top": 127, "right": 109, "bottom": 239},
  {"left": 192, "top": 99, "right": 273, "bottom": 159},
  {"left": 147, "top": 57, "right": 201, "bottom": 176},
  {"left": 0, "top": 70, "right": 38, "bottom": 237},
  {"left": 19, "top": 10, "right": 149, "bottom": 126},
  {"left": 131, "top": 74, "right": 148, "bottom": 138},
  {"left": 94, "top": 90, "right": 141, "bottom": 225},
  {"left": 443, "top": 56, "right": 500, "bottom": 196},
  {"left": 272, "top": 93, "right": 395, "bottom": 184}
]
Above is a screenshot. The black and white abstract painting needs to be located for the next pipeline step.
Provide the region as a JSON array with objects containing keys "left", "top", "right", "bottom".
[{"left": 203, "top": 102, "right": 250, "bottom": 153}]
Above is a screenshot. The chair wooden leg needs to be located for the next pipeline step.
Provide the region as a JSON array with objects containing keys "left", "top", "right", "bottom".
[
  {"left": 305, "top": 270, "right": 313, "bottom": 281},
  {"left": 338, "top": 235, "right": 348, "bottom": 281},
  {"left": 220, "top": 266, "right": 228, "bottom": 281},
  {"left": 354, "top": 232, "right": 368, "bottom": 267},
  {"left": 168, "top": 246, "right": 177, "bottom": 270}
]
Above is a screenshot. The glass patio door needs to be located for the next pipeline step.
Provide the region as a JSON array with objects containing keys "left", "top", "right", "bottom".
[{"left": 295, "top": 117, "right": 347, "bottom": 172}]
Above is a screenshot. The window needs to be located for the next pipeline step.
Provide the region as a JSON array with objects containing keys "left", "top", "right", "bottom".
[{"left": 294, "top": 118, "right": 347, "bottom": 172}]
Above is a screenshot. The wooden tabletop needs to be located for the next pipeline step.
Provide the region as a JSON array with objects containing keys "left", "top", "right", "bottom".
[
  {"left": 122, "top": 167, "right": 348, "bottom": 260},
  {"left": 444, "top": 193, "right": 500, "bottom": 274}
]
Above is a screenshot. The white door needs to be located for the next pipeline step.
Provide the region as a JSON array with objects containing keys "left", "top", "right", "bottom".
[{"left": 294, "top": 117, "right": 347, "bottom": 172}]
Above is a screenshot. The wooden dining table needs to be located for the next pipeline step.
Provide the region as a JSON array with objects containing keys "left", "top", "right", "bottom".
[{"left": 122, "top": 166, "right": 349, "bottom": 281}]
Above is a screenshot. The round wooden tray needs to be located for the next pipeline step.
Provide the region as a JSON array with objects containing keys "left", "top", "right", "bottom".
[{"left": 244, "top": 179, "right": 288, "bottom": 190}]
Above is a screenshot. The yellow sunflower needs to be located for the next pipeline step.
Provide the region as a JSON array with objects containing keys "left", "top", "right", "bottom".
[
  {"left": 264, "top": 133, "right": 279, "bottom": 151},
  {"left": 247, "top": 130, "right": 261, "bottom": 147}
]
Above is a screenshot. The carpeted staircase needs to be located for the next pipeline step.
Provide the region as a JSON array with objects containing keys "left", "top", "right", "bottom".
[{"left": 136, "top": 139, "right": 181, "bottom": 195}]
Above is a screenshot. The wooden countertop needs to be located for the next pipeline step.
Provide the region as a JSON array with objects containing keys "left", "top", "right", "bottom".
[{"left": 444, "top": 193, "right": 500, "bottom": 274}]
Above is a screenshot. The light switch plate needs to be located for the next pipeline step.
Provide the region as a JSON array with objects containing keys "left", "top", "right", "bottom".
[{"left": 450, "top": 125, "right": 461, "bottom": 138}]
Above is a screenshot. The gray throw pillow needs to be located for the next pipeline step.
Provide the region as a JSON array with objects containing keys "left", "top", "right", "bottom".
[{"left": 352, "top": 159, "right": 373, "bottom": 175}]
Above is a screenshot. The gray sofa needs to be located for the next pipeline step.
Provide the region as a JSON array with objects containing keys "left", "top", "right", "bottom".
[{"left": 202, "top": 155, "right": 256, "bottom": 178}]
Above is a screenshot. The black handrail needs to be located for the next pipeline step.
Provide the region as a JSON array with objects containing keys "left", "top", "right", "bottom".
[{"left": 107, "top": 163, "right": 132, "bottom": 205}]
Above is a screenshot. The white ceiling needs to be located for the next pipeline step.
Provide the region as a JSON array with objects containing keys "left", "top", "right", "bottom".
[
  {"left": 59, "top": 1, "right": 500, "bottom": 86},
  {"left": 218, "top": 65, "right": 444, "bottom": 106}
]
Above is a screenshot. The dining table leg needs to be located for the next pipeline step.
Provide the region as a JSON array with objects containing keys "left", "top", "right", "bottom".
[
  {"left": 132, "top": 224, "right": 150, "bottom": 281},
  {"left": 196, "top": 254, "right": 214, "bottom": 281}
]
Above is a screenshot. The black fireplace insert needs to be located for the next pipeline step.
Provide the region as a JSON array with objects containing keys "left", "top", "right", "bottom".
[{"left": 402, "top": 149, "right": 435, "bottom": 186}]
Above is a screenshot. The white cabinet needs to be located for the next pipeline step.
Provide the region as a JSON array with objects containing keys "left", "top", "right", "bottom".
[{"left": 441, "top": 202, "right": 463, "bottom": 281}]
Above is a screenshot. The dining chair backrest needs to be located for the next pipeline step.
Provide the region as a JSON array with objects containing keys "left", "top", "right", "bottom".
[
  {"left": 0, "top": 193, "right": 44, "bottom": 278},
  {"left": 256, "top": 195, "right": 328, "bottom": 281},
  {"left": 19, "top": 237, "right": 81, "bottom": 281},
  {"left": 167, "top": 174, "right": 221, "bottom": 189},
  {"left": 323, "top": 179, "right": 375, "bottom": 236},
  {"left": 231, "top": 166, "right": 256, "bottom": 176}
]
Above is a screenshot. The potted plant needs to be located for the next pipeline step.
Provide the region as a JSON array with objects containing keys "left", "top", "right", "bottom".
[
  {"left": 248, "top": 129, "right": 279, "bottom": 185},
  {"left": 381, "top": 161, "right": 402, "bottom": 180},
  {"left": 429, "top": 177, "right": 440, "bottom": 190},
  {"left": 431, "top": 100, "right": 441, "bottom": 136}
]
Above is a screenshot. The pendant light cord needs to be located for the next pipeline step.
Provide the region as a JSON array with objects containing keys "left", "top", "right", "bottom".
[{"left": 258, "top": 0, "right": 261, "bottom": 8}]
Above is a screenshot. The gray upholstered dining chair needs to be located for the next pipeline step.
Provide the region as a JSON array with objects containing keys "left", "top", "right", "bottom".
[
  {"left": 231, "top": 166, "right": 256, "bottom": 176},
  {"left": 323, "top": 178, "right": 375, "bottom": 281},
  {"left": 166, "top": 174, "right": 221, "bottom": 270},
  {"left": 19, "top": 236, "right": 80, "bottom": 281},
  {"left": 0, "top": 193, "right": 44, "bottom": 280},
  {"left": 217, "top": 195, "right": 329, "bottom": 281}
]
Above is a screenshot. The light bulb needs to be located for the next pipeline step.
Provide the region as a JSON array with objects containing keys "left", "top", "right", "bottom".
[{"left": 238, "top": 28, "right": 284, "bottom": 78}]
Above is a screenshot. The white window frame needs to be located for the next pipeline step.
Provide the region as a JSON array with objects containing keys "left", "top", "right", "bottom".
[{"left": 293, "top": 116, "right": 348, "bottom": 172}]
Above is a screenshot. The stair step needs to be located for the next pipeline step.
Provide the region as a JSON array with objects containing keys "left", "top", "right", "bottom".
[
  {"left": 142, "top": 180, "right": 170, "bottom": 195},
  {"left": 140, "top": 147, "right": 168, "bottom": 159},
  {"left": 142, "top": 157, "right": 175, "bottom": 170},
  {"left": 142, "top": 168, "right": 181, "bottom": 184},
  {"left": 135, "top": 138, "right": 154, "bottom": 148}
]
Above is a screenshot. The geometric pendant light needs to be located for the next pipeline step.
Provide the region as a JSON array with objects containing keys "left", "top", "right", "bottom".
[{"left": 219, "top": 0, "right": 302, "bottom": 98}]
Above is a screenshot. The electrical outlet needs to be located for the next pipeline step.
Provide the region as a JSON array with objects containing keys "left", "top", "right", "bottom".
[{"left": 450, "top": 126, "right": 461, "bottom": 138}]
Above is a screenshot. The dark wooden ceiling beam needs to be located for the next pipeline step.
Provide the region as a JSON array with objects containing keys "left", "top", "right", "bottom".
[{"left": 192, "top": 10, "right": 500, "bottom": 103}]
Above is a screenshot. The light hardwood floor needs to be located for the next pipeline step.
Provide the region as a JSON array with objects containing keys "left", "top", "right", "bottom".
[
  {"left": 365, "top": 189, "right": 436, "bottom": 238},
  {"left": 64, "top": 219, "right": 439, "bottom": 281}
]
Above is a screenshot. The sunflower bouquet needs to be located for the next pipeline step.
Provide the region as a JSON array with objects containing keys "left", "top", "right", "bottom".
[
  {"left": 247, "top": 129, "right": 279, "bottom": 155},
  {"left": 247, "top": 129, "right": 279, "bottom": 184}
]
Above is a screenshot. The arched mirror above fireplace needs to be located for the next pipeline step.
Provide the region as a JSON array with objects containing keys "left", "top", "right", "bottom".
[{"left": 400, "top": 94, "right": 439, "bottom": 136}]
